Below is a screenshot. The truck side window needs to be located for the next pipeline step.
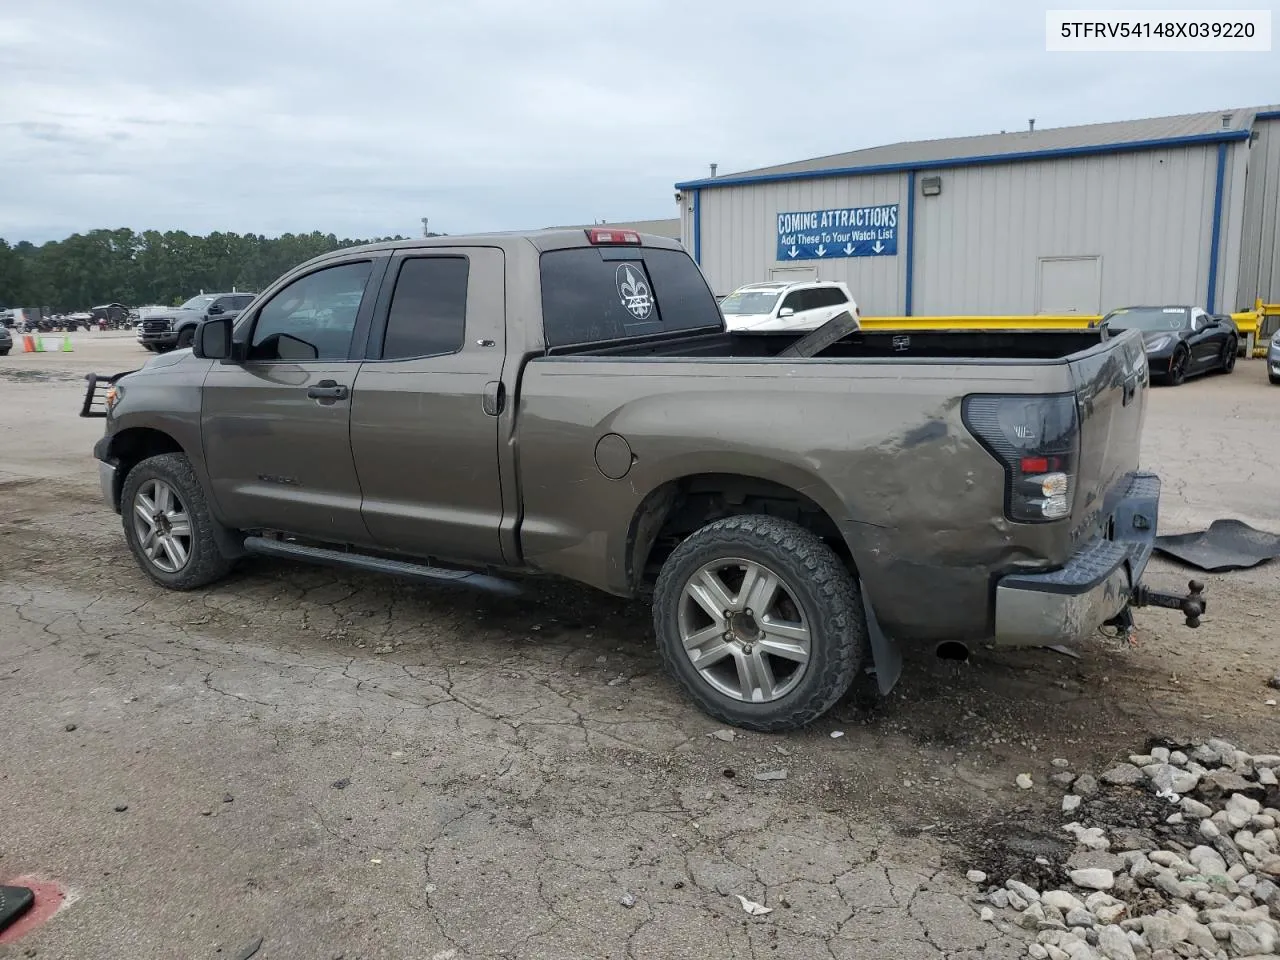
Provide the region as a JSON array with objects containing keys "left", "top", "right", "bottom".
[
  {"left": 381, "top": 257, "right": 469, "bottom": 360},
  {"left": 249, "top": 260, "right": 373, "bottom": 362}
]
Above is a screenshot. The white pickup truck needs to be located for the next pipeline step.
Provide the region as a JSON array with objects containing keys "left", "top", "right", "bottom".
[{"left": 719, "top": 280, "right": 858, "bottom": 333}]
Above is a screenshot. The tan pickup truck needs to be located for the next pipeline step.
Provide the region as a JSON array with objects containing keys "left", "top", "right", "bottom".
[{"left": 82, "top": 228, "right": 1205, "bottom": 730}]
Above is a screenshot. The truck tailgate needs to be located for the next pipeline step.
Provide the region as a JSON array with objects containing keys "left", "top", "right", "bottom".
[{"left": 1068, "top": 329, "right": 1149, "bottom": 538}]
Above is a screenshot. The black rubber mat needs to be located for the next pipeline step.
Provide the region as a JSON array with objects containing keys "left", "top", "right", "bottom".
[
  {"left": 0, "top": 885, "right": 34, "bottom": 935},
  {"left": 1154, "top": 519, "right": 1280, "bottom": 572}
]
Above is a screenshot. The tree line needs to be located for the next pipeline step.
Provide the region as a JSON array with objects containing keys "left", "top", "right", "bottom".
[{"left": 0, "top": 228, "right": 424, "bottom": 312}]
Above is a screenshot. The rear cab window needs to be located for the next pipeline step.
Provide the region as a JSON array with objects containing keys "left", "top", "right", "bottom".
[{"left": 539, "top": 246, "right": 722, "bottom": 350}]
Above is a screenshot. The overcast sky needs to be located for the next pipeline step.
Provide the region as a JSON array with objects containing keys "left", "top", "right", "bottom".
[{"left": 1, "top": 0, "right": 1276, "bottom": 244}]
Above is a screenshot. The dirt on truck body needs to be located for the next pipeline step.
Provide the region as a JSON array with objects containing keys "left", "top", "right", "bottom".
[{"left": 80, "top": 228, "right": 1205, "bottom": 730}]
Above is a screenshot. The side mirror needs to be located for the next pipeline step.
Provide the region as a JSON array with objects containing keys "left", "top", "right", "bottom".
[
  {"left": 207, "top": 303, "right": 224, "bottom": 316},
  {"left": 194, "top": 316, "right": 234, "bottom": 361},
  {"left": 778, "top": 307, "right": 795, "bottom": 318}
]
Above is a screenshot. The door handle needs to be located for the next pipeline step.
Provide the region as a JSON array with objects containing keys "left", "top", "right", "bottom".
[
  {"left": 482, "top": 380, "right": 505, "bottom": 417},
  {"left": 307, "top": 380, "right": 349, "bottom": 401}
]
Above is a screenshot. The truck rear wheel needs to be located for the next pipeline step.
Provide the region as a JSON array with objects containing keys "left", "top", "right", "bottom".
[
  {"left": 121, "top": 453, "right": 235, "bottom": 590},
  {"left": 653, "top": 515, "right": 866, "bottom": 731}
]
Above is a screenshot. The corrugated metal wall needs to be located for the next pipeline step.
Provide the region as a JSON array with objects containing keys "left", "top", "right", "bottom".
[
  {"left": 690, "top": 173, "right": 909, "bottom": 310},
  {"left": 685, "top": 143, "right": 1247, "bottom": 316},
  {"left": 914, "top": 146, "right": 1220, "bottom": 314},
  {"left": 1237, "top": 118, "right": 1280, "bottom": 308}
]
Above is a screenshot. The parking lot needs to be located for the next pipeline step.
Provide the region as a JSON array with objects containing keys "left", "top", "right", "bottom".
[{"left": 2, "top": 333, "right": 1278, "bottom": 960}]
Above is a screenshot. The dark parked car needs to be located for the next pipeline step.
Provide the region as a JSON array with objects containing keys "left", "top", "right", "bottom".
[
  {"left": 1098, "top": 305, "right": 1237, "bottom": 385},
  {"left": 0, "top": 325, "right": 11, "bottom": 356}
]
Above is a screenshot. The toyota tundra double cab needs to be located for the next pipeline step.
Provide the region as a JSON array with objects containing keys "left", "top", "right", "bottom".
[{"left": 82, "top": 228, "right": 1204, "bottom": 731}]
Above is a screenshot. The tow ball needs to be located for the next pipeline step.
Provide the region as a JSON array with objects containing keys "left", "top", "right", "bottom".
[{"left": 1130, "top": 579, "right": 1207, "bottom": 628}]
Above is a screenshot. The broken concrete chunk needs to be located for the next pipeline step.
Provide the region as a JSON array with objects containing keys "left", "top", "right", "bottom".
[
  {"left": 1101, "top": 764, "right": 1146, "bottom": 786},
  {"left": 1007, "top": 879, "right": 1042, "bottom": 903},
  {"left": 1071, "top": 868, "right": 1116, "bottom": 890}
]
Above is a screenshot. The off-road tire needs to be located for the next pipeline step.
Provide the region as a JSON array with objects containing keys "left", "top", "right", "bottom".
[
  {"left": 176, "top": 326, "right": 195, "bottom": 350},
  {"left": 653, "top": 514, "right": 866, "bottom": 732},
  {"left": 121, "top": 453, "right": 235, "bottom": 590}
]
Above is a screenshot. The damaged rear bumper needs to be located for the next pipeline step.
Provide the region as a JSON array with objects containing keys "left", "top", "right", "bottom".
[{"left": 993, "top": 471, "right": 1169, "bottom": 647}]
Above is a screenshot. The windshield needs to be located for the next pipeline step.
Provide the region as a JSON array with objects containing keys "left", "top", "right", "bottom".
[
  {"left": 720, "top": 290, "right": 782, "bottom": 315},
  {"left": 1104, "top": 307, "right": 1188, "bottom": 332},
  {"left": 179, "top": 295, "right": 216, "bottom": 310}
]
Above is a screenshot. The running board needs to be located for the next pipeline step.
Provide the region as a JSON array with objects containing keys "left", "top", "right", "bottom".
[{"left": 242, "top": 536, "right": 522, "bottom": 597}]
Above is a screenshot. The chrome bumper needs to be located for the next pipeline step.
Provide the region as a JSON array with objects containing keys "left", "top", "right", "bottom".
[{"left": 993, "top": 472, "right": 1159, "bottom": 647}]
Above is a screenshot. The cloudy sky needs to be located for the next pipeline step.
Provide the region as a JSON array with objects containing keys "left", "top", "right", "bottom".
[{"left": 1, "top": 0, "right": 1276, "bottom": 243}]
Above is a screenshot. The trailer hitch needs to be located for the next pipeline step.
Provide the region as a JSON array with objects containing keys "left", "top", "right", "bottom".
[{"left": 1130, "top": 579, "right": 1207, "bottom": 628}]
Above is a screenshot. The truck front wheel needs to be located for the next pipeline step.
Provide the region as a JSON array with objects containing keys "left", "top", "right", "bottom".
[
  {"left": 121, "top": 453, "right": 235, "bottom": 590},
  {"left": 653, "top": 515, "right": 866, "bottom": 732},
  {"left": 176, "top": 327, "right": 195, "bottom": 349}
]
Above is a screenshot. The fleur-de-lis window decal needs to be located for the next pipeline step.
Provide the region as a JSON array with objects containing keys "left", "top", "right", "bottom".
[{"left": 616, "top": 264, "right": 654, "bottom": 320}]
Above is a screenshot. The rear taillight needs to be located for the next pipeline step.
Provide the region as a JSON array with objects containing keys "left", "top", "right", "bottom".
[
  {"left": 586, "top": 227, "right": 641, "bottom": 245},
  {"left": 962, "top": 394, "right": 1079, "bottom": 523}
]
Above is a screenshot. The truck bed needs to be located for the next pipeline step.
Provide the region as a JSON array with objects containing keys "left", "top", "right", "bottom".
[{"left": 555, "top": 328, "right": 1107, "bottom": 362}]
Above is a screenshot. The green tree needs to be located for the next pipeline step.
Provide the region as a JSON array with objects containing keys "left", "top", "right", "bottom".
[{"left": 0, "top": 228, "right": 407, "bottom": 311}]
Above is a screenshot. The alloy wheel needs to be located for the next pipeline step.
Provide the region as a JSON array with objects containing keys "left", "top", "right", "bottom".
[
  {"left": 131, "top": 478, "right": 193, "bottom": 573},
  {"left": 677, "top": 557, "right": 811, "bottom": 703}
]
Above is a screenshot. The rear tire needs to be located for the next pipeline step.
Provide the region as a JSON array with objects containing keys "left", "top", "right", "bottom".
[
  {"left": 121, "top": 453, "right": 235, "bottom": 590},
  {"left": 652, "top": 515, "right": 866, "bottom": 732},
  {"left": 1166, "top": 346, "right": 1189, "bottom": 386},
  {"left": 1270, "top": 373, "right": 1280, "bottom": 386},
  {"left": 1220, "top": 337, "right": 1238, "bottom": 374}
]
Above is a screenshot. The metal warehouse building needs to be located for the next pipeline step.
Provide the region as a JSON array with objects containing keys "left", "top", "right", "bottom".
[{"left": 676, "top": 106, "right": 1280, "bottom": 316}]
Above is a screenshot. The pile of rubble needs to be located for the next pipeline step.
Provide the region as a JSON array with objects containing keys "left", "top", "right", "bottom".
[{"left": 972, "top": 739, "right": 1280, "bottom": 960}]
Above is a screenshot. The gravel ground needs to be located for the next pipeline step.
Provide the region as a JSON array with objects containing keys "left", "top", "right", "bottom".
[{"left": 1, "top": 334, "right": 1278, "bottom": 959}]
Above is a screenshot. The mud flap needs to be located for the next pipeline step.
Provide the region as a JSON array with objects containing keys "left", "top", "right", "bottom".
[{"left": 861, "top": 579, "right": 902, "bottom": 695}]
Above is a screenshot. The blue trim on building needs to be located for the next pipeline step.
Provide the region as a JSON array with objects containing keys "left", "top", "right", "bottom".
[
  {"left": 691, "top": 189, "right": 701, "bottom": 265},
  {"left": 1206, "top": 143, "right": 1227, "bottom": 313},
  {"left": 674, "top": 130, "right": 1251, "bottom": 191},
  {"left": 905, "top": 171, "right": 916, "bottom": 316},
  {"left": 1255, "top": 110, "right": 1280, "bottom": 121}
]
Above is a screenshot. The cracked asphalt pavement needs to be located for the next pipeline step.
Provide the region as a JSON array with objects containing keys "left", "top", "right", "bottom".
[{"left": 2, "top": 335, "right": 1278, "bottom": 959}]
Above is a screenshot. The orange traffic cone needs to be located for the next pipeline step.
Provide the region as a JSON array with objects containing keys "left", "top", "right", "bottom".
[{"left": 22, "top": 334, "right": 35, "bottom": 352}]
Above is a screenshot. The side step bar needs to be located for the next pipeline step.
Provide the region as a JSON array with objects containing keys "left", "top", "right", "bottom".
[{"left": 242, "top": 536, "right": 522, "bottom": 597}]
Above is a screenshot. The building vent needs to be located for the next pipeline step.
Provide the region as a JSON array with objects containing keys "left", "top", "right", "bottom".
[{"left": 921, "top": 176, "right": 942, "bottom": 197}]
